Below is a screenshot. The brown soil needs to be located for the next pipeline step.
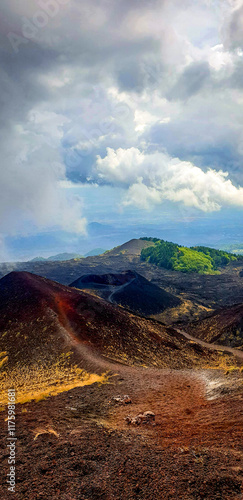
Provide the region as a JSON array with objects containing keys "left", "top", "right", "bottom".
[
  {"left": 0, "top": 365, "right": 242, "bottom": 499},
  {"left": 104, "top": 239, "right": 155, "bottom": 256},
  {"left": 0, "top": 271, "right": 243, "bottom": 499}
]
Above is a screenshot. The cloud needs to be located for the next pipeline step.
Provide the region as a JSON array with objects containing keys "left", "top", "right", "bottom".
[
  {"left": 0, "top": 0, "right": 243, "bottom": 246},
  {"left": 95, "top": 147, "right": 243, "bottom": 212},
  {"left": 222, "top": 1, "right": 243, "bottom": 50},
  {"left": 167, "top": 62, "right": 211, "bottom": 101},
  {"left": 0, "top": 125, "right": 86, "bottom": 236}
]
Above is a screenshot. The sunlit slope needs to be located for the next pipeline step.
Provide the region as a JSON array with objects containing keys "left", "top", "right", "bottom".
[
  {"left": 0, "top": 272, "right": 233, "bottom": 403},
  {"left": 140, "top": 238, "right": 240, "bottom": 274}
]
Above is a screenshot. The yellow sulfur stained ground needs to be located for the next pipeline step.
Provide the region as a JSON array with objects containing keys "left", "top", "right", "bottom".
[{"left": 0, "top": 360, "right": 110, "bottom": 406}]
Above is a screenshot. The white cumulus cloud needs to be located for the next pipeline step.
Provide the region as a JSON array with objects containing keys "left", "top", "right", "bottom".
[{"left": 96, "top": 147, "right": 243, "bottom": 212}]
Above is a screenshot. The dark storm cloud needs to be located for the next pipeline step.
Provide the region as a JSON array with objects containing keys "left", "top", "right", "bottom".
[
  {"left": 0, "top": 50, "right": 54, "bottom": 129},
  {"left": 167, "top": 62, "right": 211, "bottom": 101}
]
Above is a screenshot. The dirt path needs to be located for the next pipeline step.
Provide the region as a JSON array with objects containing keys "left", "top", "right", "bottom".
[
  {"left": 174, "top": 327, "right": 243, "bottom": 362},
  {"left": 1, "top": 366, "right": 242, "bottom": 500},
  {"left": 108, "top": 277, "right": 136, "bottom": 304},
  {"left": 1, "top": 298, "right": 242, "bottom": 498}
]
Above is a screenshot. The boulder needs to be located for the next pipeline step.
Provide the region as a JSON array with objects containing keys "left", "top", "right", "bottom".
[
  {"left": 125, "top": 411, "right": 155, "bottom": 425},
  {"left": 112, "top": 395, "right": 132, "bottom": 405}
]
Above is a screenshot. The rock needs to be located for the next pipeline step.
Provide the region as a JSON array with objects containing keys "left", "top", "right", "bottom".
[
  {"left": 124, "top": 415, "right": 141, "bottom": 425},
  {"left": 113, "top": 396, "right": 122, "bottom": 403},
  {"left": 112, "top": 395, "right": 132, "bottom": 405},
  {"left": 125, "top": 411, "right": 155, "bottom": 426},
  {"left": 123, "top": 395, "right": 132, "bottom": 404},
  {"left": 143, "top": 411, "right": 155, "bottom": 421},
  {"left": 131, "top": 416, "right": 142, "bottom": 425}
]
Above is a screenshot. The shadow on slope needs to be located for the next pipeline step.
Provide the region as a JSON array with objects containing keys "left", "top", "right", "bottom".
[{"left": 70, "top": 270, "right": 181, "bottom": 316}]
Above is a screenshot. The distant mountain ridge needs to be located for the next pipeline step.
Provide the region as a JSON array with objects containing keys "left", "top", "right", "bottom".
[
  {"left": 30, "top": 252, "right": 83, "bottom": 262},
  {"left": 84, "top": 248, "right": 107, "bottom": 257},
  {"left": 30, "top": 249, "right": 107, "bottom": 262}
]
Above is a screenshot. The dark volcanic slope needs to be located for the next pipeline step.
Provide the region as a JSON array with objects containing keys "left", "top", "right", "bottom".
[
  {"left": 71, "top": 270, "right": 135, "bottom": 288},
  {"left": 70, "top": 270, "right": 181, "bottom": 316},
  {"left": 1, "top": 273, "right": 243, "bottom": 499},
  {"left": 185, "top": 302, "right": 243, "bottom": 348},
  {"left": 0, "top": 272, "right": 228, "bottom": 376}
]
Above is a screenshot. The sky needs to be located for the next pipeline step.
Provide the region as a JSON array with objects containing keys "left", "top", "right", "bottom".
[{"left": 1, "top": 0, "right": 243, "bottom": 260}]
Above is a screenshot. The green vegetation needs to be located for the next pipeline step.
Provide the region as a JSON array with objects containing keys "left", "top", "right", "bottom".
[
  {"left": 172, "top": 247, "right": 215, "bottom": 274},
  {"left": 141, "top": 239, "right": 178, "bottom": 270},
  {"left": 140, "top": 238, "right": 239, "bottom": 274},
  {"left": 190, "top": 246, "right": 237, "bottom": 270}
]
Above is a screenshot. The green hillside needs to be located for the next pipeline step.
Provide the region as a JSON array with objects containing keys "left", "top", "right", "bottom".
[{"left": 140, "top": 238, "right": 240, "bottom": 274}]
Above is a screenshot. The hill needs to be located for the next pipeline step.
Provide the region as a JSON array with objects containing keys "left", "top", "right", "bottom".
[
  {"left": 0, "top": 271, "right": 229, "bottom": 404},
  {"left": 84, "top": 248, "right": 106, "bottom": 257},
  {"left": 184, "top": 303, "right": 243, "bottom": 348},
  {"left": 30, "top": 252, "right": 83, "bottom": 262},
  {"left": 0, "top": 238, "right": 243, "bottom": 324},
  {"left": 105, "top": 238, "right": 155, "bottom": 256},
  {"left": 140, "top": 238, "right": 240, "bottom": 274},
  {"left": 30, "top": 256, "right": 46, "bottom": 262},
  {"left": 70, "top": 270, "right": 181, "bottom": 316}
]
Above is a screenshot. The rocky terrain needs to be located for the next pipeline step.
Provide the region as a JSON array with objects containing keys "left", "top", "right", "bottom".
[
  {"left": 183, "top": 303, "right": 243, "bottom": 349},
  {"left": 1, "top": 271, "right": 233, "bottom": 405},
  {"left": 1, "top": 365, "right": 243, "bottom": 500},
  {"left": 0, "top": 241, "right": 243, "bottom": 499}
]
